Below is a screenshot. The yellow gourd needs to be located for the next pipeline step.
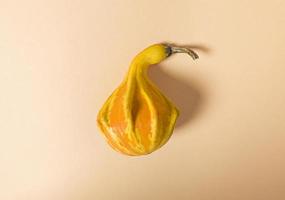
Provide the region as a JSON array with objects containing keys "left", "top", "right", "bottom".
[{"left": 97, "top": 43, "right": 198, "bottom": 156}]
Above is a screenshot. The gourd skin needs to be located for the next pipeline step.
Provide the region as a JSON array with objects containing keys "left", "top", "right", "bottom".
[{"left": 97, "top": 44, "right": 197, "bottom": 156}]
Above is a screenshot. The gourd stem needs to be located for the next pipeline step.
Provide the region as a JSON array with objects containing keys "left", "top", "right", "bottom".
[{"left": 165, "top": 44, "right": 199, "bottom": 60}]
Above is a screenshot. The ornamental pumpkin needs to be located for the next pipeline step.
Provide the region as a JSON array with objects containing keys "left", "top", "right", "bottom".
[{"left": 97, "top": 43, "right": 198, "bottom": 156}]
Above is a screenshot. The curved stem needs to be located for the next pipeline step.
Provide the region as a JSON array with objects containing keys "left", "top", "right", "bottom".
[{"left": 165, "top": 44, "right": 199, "bottom": 60}]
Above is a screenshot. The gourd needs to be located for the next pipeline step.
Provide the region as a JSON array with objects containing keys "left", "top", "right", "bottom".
[{"left": 97, "top": 43, "right": 198, "bottom": 156}]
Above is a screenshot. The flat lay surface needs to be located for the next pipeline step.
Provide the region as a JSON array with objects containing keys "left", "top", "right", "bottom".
[{"left": 1, "top": 0, "right": 285, "bottom": 199}]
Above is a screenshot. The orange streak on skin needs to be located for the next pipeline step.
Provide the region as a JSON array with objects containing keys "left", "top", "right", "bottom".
[
  {"left": 132, "top": 91, "right": 152, "bottom": 151},
  {"left": 97, "top": 120, "right": 124, "bottom": 153},
  {"left": 108, "top": 84, "right": 153, "bottom": 153},
  {"left": 108, "top": 84, "right": 140, "bottom": 155},
  {"left": 108, "top": 85, "right": 128, "bottom": 131}
]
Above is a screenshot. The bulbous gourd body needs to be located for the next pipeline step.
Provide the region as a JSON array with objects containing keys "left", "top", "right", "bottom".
[{"left": 97, "top": 43, "right": 198, "bottom": 156}]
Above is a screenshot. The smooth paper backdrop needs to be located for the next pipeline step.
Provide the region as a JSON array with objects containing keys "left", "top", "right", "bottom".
[{"left": 1, "top": 0, "right": 285, "bottom": 200}]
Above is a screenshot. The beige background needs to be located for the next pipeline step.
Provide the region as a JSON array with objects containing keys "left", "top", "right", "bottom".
[{"left": 1, "top": 0, "right": 285, "bottom": 200}]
